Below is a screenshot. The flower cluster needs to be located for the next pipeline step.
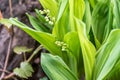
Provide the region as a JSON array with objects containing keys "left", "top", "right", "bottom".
[
  {"left": 39, "top": 9, "right": 55, "bottom": 25},
  {"left": 55, "top": 41, "right": 67, "bottom": 51}
]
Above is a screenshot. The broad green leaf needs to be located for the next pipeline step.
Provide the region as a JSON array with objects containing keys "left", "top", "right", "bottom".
[
  {"left": 39, "top": 0, "right": 58, "bottom": 17},
  {"left": 53, "top": 0, "right": 70, "bottom": 40},
  {"left": 64, "top": 32, "right": 82, "bottom": 76},
  {"left": 93, "top": 29, "right": 120, "bottom": 80},
  {"left": 56, "top": 0, "right": 68, "bottom": 21},
  {"left": 41, "top": 53, "right": 78, "bottom": 80},
  {"left": 14, "top": 62, "right": 34, "bottom": 79},
  {"left": 92, "top": 0, "right": 113, "bottom": 45},
  {"left": 13, "top": 46, "right": 33, "bottom": 54},
  {"left": 69, "top": 0, "right": 85, "bottom": 20},
  {"left": 111, "top": 0, "right": 120, "bottom": 28},
  {"left": 40, "top": 77, "right": 48, "bottom": 80},
  {"left": 106, "top": 60, "right": 120, "bottom": 80},
  {"left": 2, "top": 18, "right": 63, "bottom": 57},
  {"left": 83, "top": 0, "right": 92, "bottom": 34},
  {"left": 69, "top": 0, "right": 85, "bottom": 31},
  {"left": 88, "top": 0, "right": 97, "bottom": 8},
  {"left": 75, "top": 18, "right": 96, "bottom": 80}
]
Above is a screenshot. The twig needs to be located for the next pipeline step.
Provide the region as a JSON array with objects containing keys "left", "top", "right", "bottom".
[
  {"left": 0, "top": 0, "right": 13, "bottom": 79},
  {"left": 3, "top": 72, "right": 15, "bottom": 80},
  {"left": 9, "top": 0, "right": 13, "bottom": 17},
  {"left": 0, "top": 69, "right": 11, "bottom": 74},
  {"left": 0, "top": 61, "right": 4, "bottom": 68},
  {"left": 0, "top": 36, "right": 13, "bottom": 80}
]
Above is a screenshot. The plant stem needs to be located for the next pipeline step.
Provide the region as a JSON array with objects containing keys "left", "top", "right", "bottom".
[
  {"left": 27, "top": 45, "right": 43, "bottom": 62},
  {"left": 23, "top": 53, "right": 26, "bottom": 61}
]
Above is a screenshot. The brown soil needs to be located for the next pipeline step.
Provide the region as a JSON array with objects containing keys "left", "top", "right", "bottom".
[{"left": 0, "top": 0, "right": 46, "bottom": 80}]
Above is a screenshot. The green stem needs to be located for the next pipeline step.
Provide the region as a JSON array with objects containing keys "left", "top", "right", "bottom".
[{"left": 27, "top": 45, "right": 43, "bottom": 62}]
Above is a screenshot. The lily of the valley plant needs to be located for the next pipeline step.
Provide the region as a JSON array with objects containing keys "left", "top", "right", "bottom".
[{"left": 1, "top": 0, "right": 120, "bottom": 80}]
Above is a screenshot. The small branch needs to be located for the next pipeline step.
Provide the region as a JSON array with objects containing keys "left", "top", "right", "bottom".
[
  {"left": 3, "top": 73, "right": 15, "bottom": 80},
  {"left": 27, "top": 45, "right": 43, "bottom": 62},
  {"left": 0, "top": 69, "right": 11, "bottom": 74},
  {"left": 0, "top": 36, "right": 13, "bottom": 80},
  {"left": 9, "top": 0, "right": 13, "bottom": 17},
  {"left": 0, "top": 61, "right": 4, "bottom": 68},
  {"left": 0, "top": 1, "right": 13, "bottom": 79}
]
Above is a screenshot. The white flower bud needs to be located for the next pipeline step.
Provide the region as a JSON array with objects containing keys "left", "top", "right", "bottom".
[
  {"left": 49, "top": 21, "right": 53, "bottom": 25},
  {"left": 40, "top": 10, "right": 44, "bottom": 14},
  {"left": 62, "top": 48, "right": 66, "bottom": 51},
  {"left": 45, "top": 16, "right": 48, "bottom": 19},
  {"left": 55, "top": 41, "right": 62, "bottom": 46},
  {"left": 46, "top": 18, "right": 49, "bottom": 22},
  {"left": 62, "top": 46, "right": 67, "bottom": 51},
  {"left": 52, "top": 17, "right": 55, "bottom": 21},
  {"left": 46, "top": 9, "right": 50, "bottom": 13},
  {"left": 43, "top": 10, "right": 47, "bottom": 13}
]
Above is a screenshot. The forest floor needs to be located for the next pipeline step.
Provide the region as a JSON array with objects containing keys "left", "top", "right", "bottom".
[{"left": 0, "top": 0, "right": 45, "bottom": 80}]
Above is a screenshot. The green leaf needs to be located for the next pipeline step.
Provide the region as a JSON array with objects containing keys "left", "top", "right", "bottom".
[
  {"left": 13, "top": 46, "right": 33, "bottom": 54},
  {"left": 64, "top": 32, "right": 82, "bottom": 76},
  {"left": 88, "top": 0, "right": 97, "bottom": 8},
  {"left": 39, "top": 77, "right": 48, "bottom": 80},
  {"left": 69, "top": 0, "right": 85, "bottom": 31},
  {"left": 74, "top": 18, "right": 96, "bottom": 80},
  {"left": 83, "top": 0, "right": 92, "bottom": 34},
  {"left": 111, "top": 0, "right": 120, "bottom": 28},
  {"left": 0, "top": 19, "right": 12, "bottom": 29},
  {"left": 4, "top": 18, "right": 63, "bottom": 57},
  {"left": 69, "top": 0, "right": 85, "bottom": 20},
  {"left": 53, "top": 0, "right": 70, "bottom": 40},
  {"left": 92, "top": 0, "right": 113, "bottom": 45},
  {"left": 56, "top": 0, "right": 68, "bottom": 21},
  {"left": 93, "top": 29, "right": 120, "bottom": 80},
  {"left": 39, "top": 0, "right": 58, "bottom": 17},
  {"left": 14, "top": 62, "right": 34, "bottom": 79},
  {"left": 41, "top": 53, "right": 78, "bottom": 80}
]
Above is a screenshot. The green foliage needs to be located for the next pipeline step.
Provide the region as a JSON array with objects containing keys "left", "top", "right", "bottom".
[
  {"left": 93, "top": 1, "right": 113, "bottom": 47},
  {"left": 13, "top": 46, "right": 33, "bottom": 54},
  {"left": 26, "top": 9, "right": 53, "bottom": 32},
  {"left": 40, "top": 77, "right": 48, "bottom": 80},
  {"left": 1, "top": 0, "right": 120, "bottom": 80},
  {"left": 93, "top": 29, "right": 120, "bottom": 80},
  {"left": 41, "top": 53, "right": 78, "bottom": 80},
  {"left": 64, "top": 32, "right": 81, "bottom": 76},
  {"left": 75, "top": 18, "right": 96, "bottom": 80},
  {"left": 13, "top": 62, "right": 34, "bottom": 79},
  {"left": 6, "top": 18, "right": 63, "bottom": 57},
  {"left": 39, "top": 0, "right": 58, "bottom": 17}
]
